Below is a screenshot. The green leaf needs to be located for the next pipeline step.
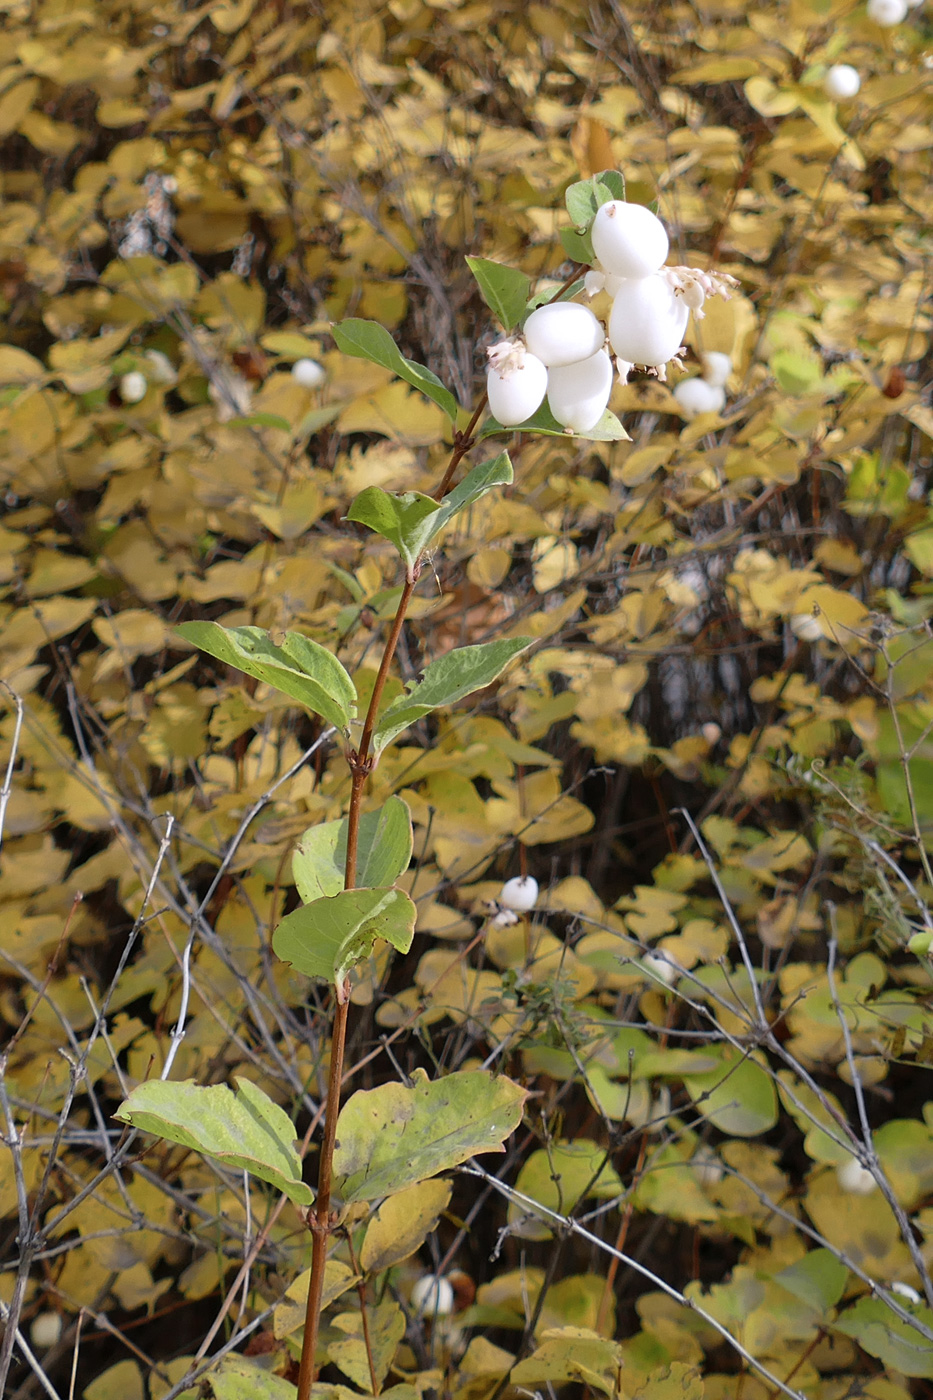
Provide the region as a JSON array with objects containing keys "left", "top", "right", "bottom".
[
  {"left": 524, "top": 278, "right": 587, "bottom": 313},
  {"left": 511, "top": 1330, "right": 624, "bottom": 1397},
  {"left": 480, "top": 401, "right": 629, "bottom": 443},
  {"left": 347, "top": 453, "right": 512, "bottom": 575},
  {"left": 333, "top": 1066, "right": 527, "bottom": 1202},
  {"left": 346, "top": 488, "right": 439, "bottom": 575},
  {"left": 226, "top": 412, "right": 291, "bottom": 431},
  {"left": 775, "top": 1250, "right": 848, "bottom": 1314},
  {"left": 175, "top": 622, "right": 356, "bottom": 731},
  {"left": 683, "top": 1047, "right": 778, "bottom": 1136},
  {"left": 113, "top": 1078, "right": 313, "bottom": 1206},
  {"left": 332, "top": 318, "right": 458, "bottom": 421},
  {"left": 272, "top": 886, "right": 416, "bottom": 988},
  {"left": 560, "top": 227, "right": 594, "bottom": 265},
  {"left": 373, "top": 637, "right": 532, "bottom": 753},
  {"left": 465, "top": 257, "right": 530, "bottom": 332},
  {"left": 834, "top": 1298, "right": 933, "bottom": 1376},
  {"left": 564, "top": 171, "right": 626, "bottom": 229},
  {"left": 293, "top": 796, "right": 413, "bottom": 901}
]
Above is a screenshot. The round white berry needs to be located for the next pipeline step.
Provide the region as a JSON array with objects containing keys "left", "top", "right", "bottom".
[
  {"left": 30, "top": 1313, "right": 62, "bottom": 1349},
  {"left": 411, "top": 1275, "right": 455, "bottom": 1316},
  {"left": 836, "top": 1157, "right": 877, "bottom": 1194},
  {"left": 790, "top": 612, "right": 824, "bottom": 642},
  {"left": 673, "top": 377, "right": 725, "bottom": 419},
  {"left": 143, "top": 349, "right": 177, "bottom": 384},
  {"left": 590, "top": 201, "right": 669, "bottom": 280},
  {"left": 691, "top": 1146, "right": 724, "bottom": 1187},
  {"left": 500, "top": 875, "right": 538, "bottom": 911},
  {"left": 824, "top": 64, "right": 861, "bottom": 99},
  {"left": 700, "top": 351, "right": 732, "bottom": 388},
  {"left": 642, "top": 951, "right": 679, "bottom": 986},
  {"left": 546, "top": 348, "right": 614, "bottom": 433},
  {"left": 867, "top": 0, "right": 907, "bottom": 22},
  {"left": 522, "top": 303, "right": 604, "bottom": 368},
  {"left": 492, "top": 908, "right": 519, "bottom": 927},
  {"left": 292, "top": 357, "right": 326, "bottom": 389},
  {"left": 701, "top": 722, "right": 722, "bottom": 746},
  {"left": 119, "top": 371, "right": 148, "bottom": 404},
  {"left": 608, "top": 275, "right": 689, "bottom": 368},
  {"left": 486, "top": 353, "right": 548, "bottom": 426}
]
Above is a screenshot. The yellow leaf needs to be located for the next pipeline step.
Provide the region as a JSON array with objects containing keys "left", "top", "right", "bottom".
[{"left": 360, "top": 1178, "right": 452, "bottom": 1273}]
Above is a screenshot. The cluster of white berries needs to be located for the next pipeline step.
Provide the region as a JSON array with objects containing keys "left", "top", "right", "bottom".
[
  {"left": 486, "top": 201, "right": 736, "bottom": 432},
  {"left": 672, "top": 351, "right": 732, "bottom": 420},
  {"left": 867, "top": 0, "right": 923, "bottom": 25}
]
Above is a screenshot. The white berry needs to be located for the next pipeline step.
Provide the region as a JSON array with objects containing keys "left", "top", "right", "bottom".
[
  {"left": 608, "top": 275, "right": 689, "bottom": 368},
  {"left": 500, "top": 875, "right": 538, "bottom": 911},
  {"left": 143, "top": 349, "right": 177, "bottom": 384},
  {"left": 867, "top": 0, "right": 907, "bottom": 22},
  {"left": 836, "top": 1157, "right": 877, "bottom": 1194},
  {"left": 591, "top": 201, "right": 669, "bottom": 280},
  {"left": 790, "top": 612, "right": 824, "bottom": 642},
  {"left": 119, "top": 371, "right": 148, "bottom": 404},
  {"left": 411, "top": 1275, "right": 455, "bottom": 1316},
  {"left": 891, "top": 1281, "right": 922, "bottom": 1302},
  {"left": 642, "top": 951, "right": 679, "bottom": 986},
  {"left": 701, "top": 722, "right": 722, "bottom": 746},
  {"left": 824, "top": 64, "right": 861, "bottom": 99},
  {"left": 522, "top": 303, "right": 604, "bottom": 368},
  {"left": 700, "top": 351, "right": 732, "bottom": 388},
  {"left": 486, "top": 352, "right": 548, "bottom": 426},
  {"left": 30, "top": 1313, "right": 62, "bottom": 1349},
  {"left": 546, "top": 348, "right": 614, "bottom": 432},
  {"left": 292, "top": 357, "right": 326, "bottom": 388},
  {"left": 673, "top": 377, "right": 725, "bottom": 419}
]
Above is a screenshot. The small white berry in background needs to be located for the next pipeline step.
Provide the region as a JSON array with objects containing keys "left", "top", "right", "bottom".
[
  {"left": 891, "top": 1281, "right": 922, "bottom": 1302},
  {"left": 824, "top": 64, "right": 861, "bottom": 99},
  {"left": 119, "top": 371, "right": 148, "bottom": 404},
  {"left": 546, "top": 348, "right": 614, "bottom": 433},
  {"left": 673, "top": 377, "right": 725, "bottom": 419},
  {"left": 486, "top": 341, "right": 548, "bottom": 426},
  {"left": 867, "top": 0, "right": 908, "bottom": 22},
  {"left": 790, "top": 612, "right": 824, "bottom": 642},
  {"left": 691, "top": 1146, "right": 724, "bottom": 1187},
  {"left": 522, "top": 303, "right": 604, "bottom": 368},
  {"left": 292, "top": 357, "right": 326, "bottom": 388},
  {"left": 30, "top": 1313, "right": 62, "bottom": 1349},
  {"left": 411, "top": 1274, "right": 455, "bottom": 1317},
  {"left": 591, "top": 201, "right": 670, "bottom": 280},
  {"left": 701, "top": 722, "right": 722, "bottom": 746},
  {"left": 143, "top": 349, "right": 177, "bottom": 384},
  {"left": 492, "top": 908, "right": 519, "bottom": 928},
  {"left": 836, "top": 1157, "right": 877, "bottom": 1194},
  {"left": 499, "top": 875, "right": 538, "bottom": 911},
  {"left": 700, "top": 351, "right": 732, "bottom": 388},
  {"left": 642, "top": 950, "right": 679, "bottom": 986}
]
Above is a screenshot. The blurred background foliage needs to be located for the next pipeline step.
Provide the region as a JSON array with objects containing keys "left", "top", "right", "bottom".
[{"left": 1, "top": 0, "right": 933, "bottom": 1396}]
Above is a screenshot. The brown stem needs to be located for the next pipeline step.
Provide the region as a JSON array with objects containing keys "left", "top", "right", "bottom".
[
  {"left": 295, "top": 353, "right": 526, "bottom": 1395},
  {"left": 296, "top": 989, "right": 351, "bottom": 1400}
]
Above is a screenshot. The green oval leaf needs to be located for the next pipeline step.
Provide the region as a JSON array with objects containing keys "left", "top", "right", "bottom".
[
  {"left": 333, "top": 1067, "right": 527, "bottom": 1202},
  {"left": 175, "top": 621, "right": 356, "bottom": 731},
  {"left": 465, "top": 257, "right": 530, "bottom": 332},
  {"left": 683, "top": 1047, "right": 778, "bottom": 1137},
  {"left": 373, "top": 637, "right": 532, "bottom": 753},
  {"left": 113, "top": 1078, "right": 313, "bottom": 1206},
  {"left": 293, "top": 796, "right": 413, "bottom": 902},
  {"left": 332, "top": 318, "right": 458, "bottom": 421},
  {"left": 272, "top": 886, "right": 416, "bottom": 988}
]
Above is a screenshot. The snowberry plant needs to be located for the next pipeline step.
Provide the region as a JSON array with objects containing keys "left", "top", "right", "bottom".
[{"left": 112, "top": 170, "right": 737, "bottom": 1399}]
